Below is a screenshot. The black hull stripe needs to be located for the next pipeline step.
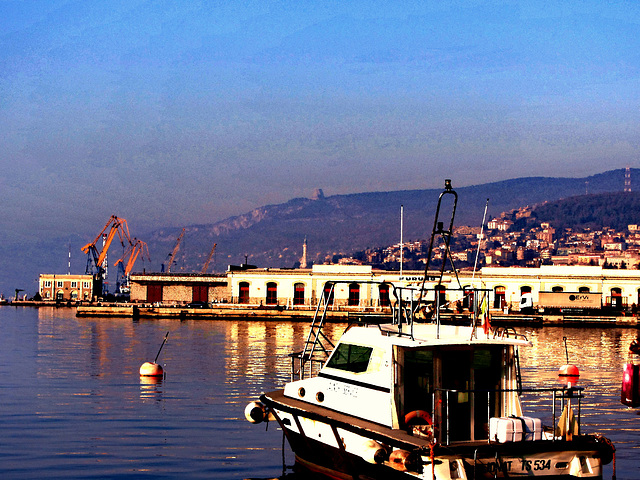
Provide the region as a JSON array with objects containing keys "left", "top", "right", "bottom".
[{"left": 318, "top": 372, "right": 391, "bottom": 393}]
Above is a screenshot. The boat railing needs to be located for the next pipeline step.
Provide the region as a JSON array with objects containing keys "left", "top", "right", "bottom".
[
  {"left": 432, "top": 386, "right": 584, "bottom": 446},
  {"left": 391, "top": 285, "right": 493, "bottom": 339}
]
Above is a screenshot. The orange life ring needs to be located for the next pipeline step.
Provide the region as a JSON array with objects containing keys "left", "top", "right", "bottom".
[{"left": 404, "top": 410, "right": 432, "bottom": 426}]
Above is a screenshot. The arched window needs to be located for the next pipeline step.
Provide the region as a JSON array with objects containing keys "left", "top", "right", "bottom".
[
  {"left": 610, "top": 287, "right": 623, "bottom": 310},
  {"left": 348, "top": 283, "right": 360, "bottom": 306},
  {"left": 239, "top": 282, "right": 250, "bottom": 304},
  {"left": 293, "top": 283, "right": 305, "bottom": 305},
  {"left": 56, "top": 290, "right": 64, "bottom": 301},
  {"left": 579, "top": 286, "right": 590, "bottom": 293},
  {"left": 378, "top": 283, "right": 390, "bottom": 307},
  {"left": 493, "top": 286, "right": 505, "bottom": 309},
  {"left": 435, "top": 285, "right": 446, "bottom": 309},
  {"left": 266, "top": 282, "right": 278, "bottom": 305},
  {"left": 520, "top": 286, "right": 533, "bottom": 312},
  {"left": 323, "top": 283, "right": 335, "bottom": 305},
  {"left": 463, "top": 286, "right": 474, "bottom": 310},
  {"left": 552, "top": 286, "right": 564, "bottom": 293}
]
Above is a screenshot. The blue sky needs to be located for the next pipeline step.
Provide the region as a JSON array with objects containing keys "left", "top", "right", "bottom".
[{"left": 2, "top": 0, "right": 640, "bottom": 242}]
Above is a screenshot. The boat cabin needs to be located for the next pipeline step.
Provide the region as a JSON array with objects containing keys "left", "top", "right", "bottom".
[{"left": 284, "top": 323, "right": 527, "bottom": 445}]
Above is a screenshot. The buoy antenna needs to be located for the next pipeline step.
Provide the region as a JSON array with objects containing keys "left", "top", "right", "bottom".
[
  {"left": 154, "top": 331, "right": 170, "bottom": 363},
  {"left": 563, "top": 336, "right": 569, "bottom": 364}
]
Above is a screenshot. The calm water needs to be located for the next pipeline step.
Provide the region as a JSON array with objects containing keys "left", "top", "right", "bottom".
[{"left": 0, "top": 307, "right": 637, "bottom": 479}]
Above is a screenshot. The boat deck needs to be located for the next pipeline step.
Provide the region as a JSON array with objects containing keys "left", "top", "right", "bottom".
[{"left": 262, "top": 389, "right": 608, "bottom": 459}]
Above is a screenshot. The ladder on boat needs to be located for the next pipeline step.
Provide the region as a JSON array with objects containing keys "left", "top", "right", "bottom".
[{"left": 291, "top": 283, "right": 337, "bottom": 380}]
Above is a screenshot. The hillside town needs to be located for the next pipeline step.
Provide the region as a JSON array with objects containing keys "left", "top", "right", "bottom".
[{"left": 340, "top": 204, "right": 640, "bottom": 272}]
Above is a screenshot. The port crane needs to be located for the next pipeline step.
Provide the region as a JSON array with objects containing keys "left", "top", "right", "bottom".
[
  {"left": 82, "top": 215, "right": 132, "bottom": 280},
  {"left": 201, "top": 243, "right": 217, "bottom": 273},
  {"left": 163, "top": 228, "right": 185, "bottom": 273},
  {"left": 114, "top": 238, "right": 150, "bottom": 293}
]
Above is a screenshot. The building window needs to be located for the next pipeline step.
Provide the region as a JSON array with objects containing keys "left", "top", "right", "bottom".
[
  {"left": 147, "top": 284, "right": 163, "bottom": 303},
  {"left": 83, "top": 282, "right": 90, "bottom": 289},
  {"left": 57, "top": 281, "right": 63, "bottom": 288},
  {"left": 552, "top": 286, "right": 564, "bottom": 293},
  {"left": 266, "top": 282, "right": 278, "bottom": 305},
  {"left": 435, "top": 285, "right": 446, "bottom": 309},
  {"left": 463, "top": 286, "right": 474, "bottom": 310},
  {"left": 323, "top": 283, "right": 335, "bottom": 305},
  {"left": 293, "top": 283, "right": 305, "bottom": 305},
  {"left": 71, "top": 281, "right": 77, "bottom": 288},
  {"left": 378, "top": 283, "right": 390, "bottom": 307},
  {"left": 493, "top": 286, "right": 505, "bottom": 309},
  {"left": 56, "top": 291, "right": 64, "bottom": 301},
  {"left": 610, "top": 287, "right": 623, "bottom": 310},
  {"left": 579, "top": 286, "right": 590, "bottom": 293},
  {"left": 44, "top": 281, "right": 51, "bottom": 288},
  {"left": 238, "top": 282, "right": 250, "bottom": 304},
  {"left": 348, "top": 283, "right": 360, "bottom": 306},
  {"left": 192, "top": 285, "right": 207, "bottom": 303},
  {"left": 71, "top": 291, "right": 78, "bottom": 300}
]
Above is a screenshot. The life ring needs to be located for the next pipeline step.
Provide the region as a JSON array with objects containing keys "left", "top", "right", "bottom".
[{"left": 404, "top": 410, "right": 432, "bottom": 426}]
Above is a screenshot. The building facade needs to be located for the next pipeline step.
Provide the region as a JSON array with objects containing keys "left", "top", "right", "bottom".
[
  {"left": 224, "top": 264, "right": 640, "bottom": 313},
  {"left": 125, "top": 264, "right": 640, "bottom": 314},
  {"left": 39, "top": 274, "right": 98, "bottom": 302},
  {"left": 129, "top": 273, "right": 228, "bottom": 304}
]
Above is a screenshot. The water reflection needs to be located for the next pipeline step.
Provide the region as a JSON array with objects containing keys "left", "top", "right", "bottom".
[
  {"left": 0, "top": 308, "right": 637, "bottom": 479},
  {"left": 140, "top": 375, "right": 164, "bottom": 401}
]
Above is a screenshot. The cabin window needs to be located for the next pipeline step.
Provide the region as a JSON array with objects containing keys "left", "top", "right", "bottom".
[
  {"left": 293, "top": 283, "right": 305, "bottom": 305},
  {"left": 379, "top": 283, "right": 390, "bottom": 307},
  {"left": 472, "top": 347, "right": 504, "bottom": 440},
  {"left": 404, "top": 349, "right": 434, "bottom": 416},
  {"left": 348, "top": 283, "right": 360, "bottom": 306},
  {"left": 238, "top": 282, "right": 250, "bottom": 304},
  {"left": 326, "top": 343, "right": 373, "bottom": 373},
  {"left": 266, "top": 282, "right": 278, "bottom": 305}
]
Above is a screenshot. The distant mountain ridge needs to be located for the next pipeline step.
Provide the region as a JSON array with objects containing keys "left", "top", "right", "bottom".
[
  {"left": 2, "top": 168, "right": 636, "bottom": 297},
  {"left": 148, "top": 168, "right": 639, "bottom": 273}
]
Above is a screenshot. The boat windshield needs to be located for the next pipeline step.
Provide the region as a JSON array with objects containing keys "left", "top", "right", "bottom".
[{"left": 326, "top": 343, "right": 373, "bottom": 373}]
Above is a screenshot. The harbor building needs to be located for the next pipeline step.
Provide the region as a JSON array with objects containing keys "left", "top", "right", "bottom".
[
  {"left": 129, "top": 273, "right": 228, "bottom": 304},
  {"left": 221, "top": 264, "right": 640, "bottom": 314},
  {"left": 39, "top": 274, "right": 99, "bottom": 302}
]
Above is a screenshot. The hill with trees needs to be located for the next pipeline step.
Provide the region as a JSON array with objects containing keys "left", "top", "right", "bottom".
[{"left": 147, "top": 168, "right": 639, "bottom": 273}]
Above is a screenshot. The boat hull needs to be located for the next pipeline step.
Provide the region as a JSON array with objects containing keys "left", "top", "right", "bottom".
[{"left": 262, "top": 390, "right": 614, "bottom": 479}]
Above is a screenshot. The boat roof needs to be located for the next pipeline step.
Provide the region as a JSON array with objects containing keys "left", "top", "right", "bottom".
[{"left": 341, "top": 323, "right": 531, "bottom": 348}]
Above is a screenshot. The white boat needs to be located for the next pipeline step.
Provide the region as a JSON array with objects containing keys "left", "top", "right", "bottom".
[{"left": 246, "top": 181, "right": 615, "bottom": 479}]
